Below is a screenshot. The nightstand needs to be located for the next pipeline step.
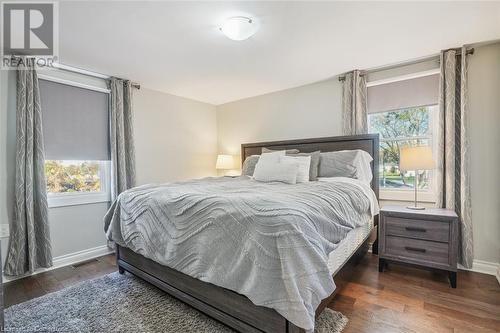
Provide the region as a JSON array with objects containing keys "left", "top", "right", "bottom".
[{"left": 378, "top": 206, "right": 458, "bottom": 288}]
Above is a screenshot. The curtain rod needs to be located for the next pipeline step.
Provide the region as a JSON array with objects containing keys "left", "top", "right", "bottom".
[
  {"left": 338, "top": 47, "right": 474, "bottom": 82},
  {"left": 52, "top": 63, "right": 141, "bottom": 89}
]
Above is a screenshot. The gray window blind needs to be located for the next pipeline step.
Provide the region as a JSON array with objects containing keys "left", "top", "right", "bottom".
[
  {"left": 367, "top": 74, "right": 439, "bottom": 113},
  {"left": 39, "top": 79, "right": 110, "bottom": 160}
]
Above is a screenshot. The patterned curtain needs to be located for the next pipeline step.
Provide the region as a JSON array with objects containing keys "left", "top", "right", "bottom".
[
  {"left": 436, "top": 47, "right": 473, "bottom": 268},
  {"left": 341, "top": 70, "right": 367, "bottom": 135},
  {"left": 4, "top": 58, "right": 52, "bottom": 276},
  {"left": 109, "top": 78, "right": 136, "bottom": 201}
]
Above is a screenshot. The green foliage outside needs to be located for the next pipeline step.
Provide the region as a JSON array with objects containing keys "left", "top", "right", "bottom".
[
  {"left": 45, "top": 160, "right": 101, "bottom": 193},
  {"left": 368, "top": 107, "right": 432, "bottom": 189}
]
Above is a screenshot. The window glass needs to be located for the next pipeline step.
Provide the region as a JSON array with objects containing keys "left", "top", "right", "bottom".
[
  {"left": 368, "top": 105, "right": 436, "bottom": 190},
  {"left": 45, "top": 160, "right": 102, "bottom": 193}
]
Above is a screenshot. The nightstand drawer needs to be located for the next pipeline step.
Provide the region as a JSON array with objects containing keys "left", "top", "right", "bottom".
[
  {"left": 386, "top": 217, "right": 449, "bottom": 243},
  {"left": 385, "top": 236, "right": 449, "bottom": 265}
]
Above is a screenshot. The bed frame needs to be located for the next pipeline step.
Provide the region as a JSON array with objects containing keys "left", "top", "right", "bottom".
[{"left": 116, "top": 134, "right": 379, "bottom": 333}]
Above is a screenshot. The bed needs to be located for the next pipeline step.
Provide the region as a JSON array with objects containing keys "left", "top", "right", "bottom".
[{"left": 107, "top": 134, "right": 379, "bottom": 333}]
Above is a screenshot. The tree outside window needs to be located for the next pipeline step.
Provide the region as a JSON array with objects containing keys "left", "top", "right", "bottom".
[
  {"left": 45, "top": 160, "right": 102, "bottom": 193},
  {"left": 368, "top": 105, "right": 436, "bottom": 190}
]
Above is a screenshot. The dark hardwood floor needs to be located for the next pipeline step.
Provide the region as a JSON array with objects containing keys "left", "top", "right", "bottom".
[
  {"left": 4, "top": 253, "right": 500, "bottom": 332},
  {"left": 4, "top": 254, "right": 117, "bottom": 308},
  {"left": 328, "top": 255, "right": 500, "bottom": 333}
]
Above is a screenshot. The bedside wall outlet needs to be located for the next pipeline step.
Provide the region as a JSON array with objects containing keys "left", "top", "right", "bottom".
[{"left": 0, "top": 224, "right": 9, "bottom": 238}]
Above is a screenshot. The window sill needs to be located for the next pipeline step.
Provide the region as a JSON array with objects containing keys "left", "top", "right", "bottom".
[
  {"left": 48, "top": 192, "right": 110, "bottom": 208},
  {"left": 379, "top": 189, "right": 436, "bottom": 203}
]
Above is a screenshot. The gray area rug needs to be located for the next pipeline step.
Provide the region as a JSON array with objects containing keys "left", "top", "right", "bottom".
[{"left": 6, "top": 272, "right": 348, "bottom": 333}]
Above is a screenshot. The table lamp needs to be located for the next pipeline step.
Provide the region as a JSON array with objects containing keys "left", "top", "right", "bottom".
[
  {"left": 216, "top": 154, "right": 236, "bottom": 176},
  {"left": 399, "top": 146, "right": 435, "bottom": 210}
]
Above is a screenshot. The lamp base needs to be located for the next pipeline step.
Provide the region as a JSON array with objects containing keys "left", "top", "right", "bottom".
[{"left": 406, "top": 206, "right": 426, "bottom": 210}]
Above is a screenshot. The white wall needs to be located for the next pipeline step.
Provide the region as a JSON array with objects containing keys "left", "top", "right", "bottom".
[
  {"left": 0, "top": 69, "right": 15, "bottom": 232},
  {"left": 468, "top": 42, "right": 500, "bottom": 264},
  {"left": 216, "top": 43, "right": 500, "bottom": 266},
  {"left": 0, "top": 69, "right": 18, "bottom": 266},
  {"left": 217, "top": 79, "right": 342, "bottom": 160},
  {"left": 0, "top": 69, "right": 218, "bottom": 275},
  {"left": 48, "top": 203, "right": 109, "bottom": 257},
  {"left": 134, "top": 88, "right": 217, "bottom": 185}
]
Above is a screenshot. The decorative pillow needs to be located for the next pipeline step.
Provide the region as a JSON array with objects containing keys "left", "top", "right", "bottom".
[
  {"left": 242, "top": 150, "right": 320, "bottom": 180},
  {"left": 241, "top": 155, "right": 260, "bottom": 176},
  {"left": 280, "top": 155, "right": 311, "bottom": 183},
  {"left": 253, "top": 160, "right": 299, "bottom": 184},
  {"left": 318, "top": 150, "right": 373, "bottom": 183},
  {"left": 288, "top": 151, "right": 320, "bottom": 181},
  {"left": 262, "top": 147, "right": 300, "bottom": 154},
  {"left": 253, "top": 150, "right": 285, "bottom": 177}
]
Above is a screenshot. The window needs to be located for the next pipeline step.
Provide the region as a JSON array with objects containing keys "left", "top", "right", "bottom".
[
  {"left": 39, "top": 76, "right": 111, "bottom": 207},
  {"left": 45, "top": 160, "right": 110, "bottom": 207},
  {"left": 368, "top": 106, "right": 437, "bottom": 201},
  {"left": 367, "top": 71, "right": 439, "bottom": 202}
]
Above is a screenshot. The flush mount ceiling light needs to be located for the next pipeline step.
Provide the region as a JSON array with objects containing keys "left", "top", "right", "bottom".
[{"left": 219, "top": 16, "right": 258, "bottom": 41}]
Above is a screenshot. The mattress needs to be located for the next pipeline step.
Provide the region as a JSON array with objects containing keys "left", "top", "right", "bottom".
[{"left": 328, "top": 215, "right": 374, "bottom": 275}]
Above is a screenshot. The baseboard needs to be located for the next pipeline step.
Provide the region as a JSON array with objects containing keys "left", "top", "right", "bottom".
[
  {"left": 458, "top": 259, "right": 499, "bottom": 276},
  {"left": 3, "top": 245, "right": 114, "bottom": 283}
]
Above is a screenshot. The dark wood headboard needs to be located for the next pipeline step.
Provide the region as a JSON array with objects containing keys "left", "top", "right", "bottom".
[{"left": 241, "top": 134, "right": 380, "bottom": 199}]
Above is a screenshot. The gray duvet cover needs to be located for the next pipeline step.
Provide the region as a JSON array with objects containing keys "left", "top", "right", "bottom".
[{"left": 104, "top": 176, "right": 376, "bottom": 331}]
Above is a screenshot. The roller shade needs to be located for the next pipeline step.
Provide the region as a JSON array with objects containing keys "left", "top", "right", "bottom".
[
  {"left": 39, "top": 79, "right": 110, "bottom": 160},
  {"left": 367, "top": 74, "right": 439, "bottom": 113}
]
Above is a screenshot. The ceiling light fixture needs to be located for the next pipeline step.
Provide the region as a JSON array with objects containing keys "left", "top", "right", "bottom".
[{"left": 219, "top": 16, "right": 258, "bottom": 41}]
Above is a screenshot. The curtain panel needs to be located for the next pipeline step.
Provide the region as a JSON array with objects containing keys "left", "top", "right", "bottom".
[
  {"left": 4, "top": 58, "right": 52, "bottom": 276},
  {"left": 436, "top": 47, "right": 473, "bottom": 268},
  {"left": 341, "top": 70, "right": 367, "bottom": 135},
  {"left": 110, "top": 78, "right": 136, "bottom": 201}
]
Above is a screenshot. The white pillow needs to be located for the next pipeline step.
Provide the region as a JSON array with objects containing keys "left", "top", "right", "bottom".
[
  {"left": 253, "top": 150, "right": 285, "bottom": 175},
  {"left": 253, "top": 161, "right": 299, "bottom": 184},
  {"left": 280, "top": 155, "right": 311, "bottom": 183}
]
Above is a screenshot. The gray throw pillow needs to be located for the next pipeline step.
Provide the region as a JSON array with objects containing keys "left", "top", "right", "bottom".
[
  {"left": 242, "top": 155, "right": 260, "bottom": 176},
  {"left": 318, "top": 150, "right": 360, "bottom": 178},
  {"left": 262, "top": 147, "right": 300, "bottom": 154}
]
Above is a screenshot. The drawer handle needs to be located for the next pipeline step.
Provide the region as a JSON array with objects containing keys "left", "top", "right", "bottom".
[
  {"left": 405, "top": 227, "right": 426, "bottom": 232},
  {"left": 405, "top": 246, "right": 426, "bottom": 253}
]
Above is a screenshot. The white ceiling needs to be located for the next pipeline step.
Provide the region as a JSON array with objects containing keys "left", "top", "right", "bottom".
[{"left": 59, "top": 1, "right": 500, "bottom": 105}]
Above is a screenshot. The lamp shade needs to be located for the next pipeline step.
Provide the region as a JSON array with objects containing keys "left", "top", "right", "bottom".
[
  {"left": 216, "top": 154, "right": 235, "bottom": 170},
  {"left": 400, "top": 146, "right": 435, "bottom": 171}
]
